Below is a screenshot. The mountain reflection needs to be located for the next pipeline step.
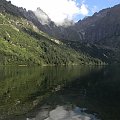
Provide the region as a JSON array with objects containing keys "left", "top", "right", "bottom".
[
  {"left": 0, "top": 66, "right": 100, "bottom": 120},
  {"left": 0, "top": 65, "right": 120, "bottom": 120}
]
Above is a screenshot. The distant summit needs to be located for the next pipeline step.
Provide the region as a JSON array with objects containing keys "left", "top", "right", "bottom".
[{"left": 34, "top": 7, "right": 51, "bottom": 25}]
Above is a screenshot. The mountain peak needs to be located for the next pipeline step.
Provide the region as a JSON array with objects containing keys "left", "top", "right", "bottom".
[
  {"left": 33, "top": 7, "right": 51, "bottom": 25},
  {"left": 36, "top": 7, "right": 47, "bottom": 15}
]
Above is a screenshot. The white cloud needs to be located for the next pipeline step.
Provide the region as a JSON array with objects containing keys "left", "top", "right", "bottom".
[
  {"left": 80, "top": 4, "right": 89, "bottom": 15},
  {"left": 7, "top": 0, "right": 89, "bottom": 24},
  {"left": 37, "top": 0, "right": 80, "bottom": 25}
]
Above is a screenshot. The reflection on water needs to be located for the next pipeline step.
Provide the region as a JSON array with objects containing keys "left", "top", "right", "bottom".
[
  {"left": 27, "top": 105, "right": 99, "bottom": 120},
  {"left": 0, "top": 65, "right": 120, "bottom": 120}
]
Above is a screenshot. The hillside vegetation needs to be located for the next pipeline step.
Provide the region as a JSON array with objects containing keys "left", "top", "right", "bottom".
[{"left": 0, "top": 12, "right": 104, "bottom": 66}]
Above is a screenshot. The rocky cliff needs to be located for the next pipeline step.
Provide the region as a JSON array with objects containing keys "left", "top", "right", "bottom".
[{"left": 75, "top": 4, "right": 120, "bottom": 49}]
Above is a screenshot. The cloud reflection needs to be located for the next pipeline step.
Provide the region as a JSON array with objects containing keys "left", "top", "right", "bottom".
[{"left": 27, "top": 105, "right": 100, "bottom": 120}]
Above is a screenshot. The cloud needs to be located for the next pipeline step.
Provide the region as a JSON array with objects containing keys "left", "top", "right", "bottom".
[
  {"left": 80, "top": 4, "right": 89, "bottom": 15},
  {"left": 28, "top": 106, "right": 98, "bottom": 120},
  {"left": 37, "top": 0, "right": 80, "bottom": 25},
  {"left": 7, "top": 0, "right": 89, "bottom": 25}
]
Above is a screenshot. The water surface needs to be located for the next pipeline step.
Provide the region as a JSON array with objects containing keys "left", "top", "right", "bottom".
[{"left": 0, "top": 65, "right": 120, "bottom": 120}]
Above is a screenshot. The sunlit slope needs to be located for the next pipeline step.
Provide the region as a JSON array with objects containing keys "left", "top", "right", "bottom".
[{"left": 0, "top": 13, "right": 103, "bottom": 65}]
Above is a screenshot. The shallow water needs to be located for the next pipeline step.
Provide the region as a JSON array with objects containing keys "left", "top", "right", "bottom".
[{"left": 0, "top": 65, "right": 120, "bottom": 120}]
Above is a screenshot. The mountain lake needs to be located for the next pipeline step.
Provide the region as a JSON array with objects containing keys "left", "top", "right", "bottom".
[{"left": 0, "top": 65, "right": 120, "bottom": 120}]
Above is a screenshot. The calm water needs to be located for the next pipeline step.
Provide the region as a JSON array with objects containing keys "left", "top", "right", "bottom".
[{"left": 0, "top": 65, "right": 120, "bottom": 120}]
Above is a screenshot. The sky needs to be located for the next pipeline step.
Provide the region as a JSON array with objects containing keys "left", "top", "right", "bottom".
[{"left": 6, "top": 0, "right": 120, "bottom": 24}]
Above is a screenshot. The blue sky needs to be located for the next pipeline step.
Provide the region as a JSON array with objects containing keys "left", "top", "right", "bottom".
[
  {"left": 75, "top": 0, "right": 120, "bottom": 21},
  {"left": 7, "top": 0, "right": 120, "bottom": 25}
]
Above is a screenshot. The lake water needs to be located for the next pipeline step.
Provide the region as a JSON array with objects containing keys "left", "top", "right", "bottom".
[{"left": 0, "top": 65, "right": 120, "bottom": 120}]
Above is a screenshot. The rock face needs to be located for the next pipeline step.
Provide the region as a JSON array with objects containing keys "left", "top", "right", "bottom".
[
  {"left": 75, "top": 4, "right": 120, "bottom": 49},
  {"left": 34, "top": 7, "right": 51, "bottom": 25},
  {"left": 0, "top": 0, "right": 24, "bottom": 17}
]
